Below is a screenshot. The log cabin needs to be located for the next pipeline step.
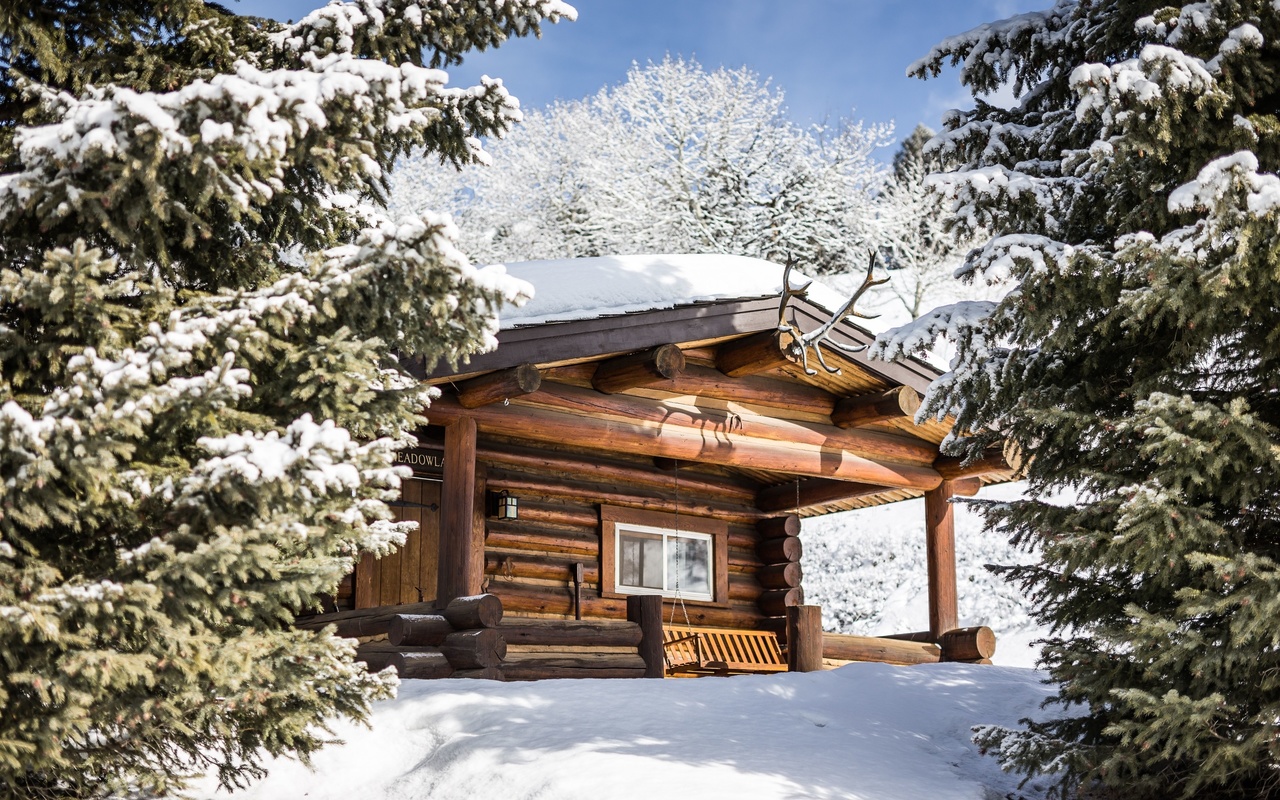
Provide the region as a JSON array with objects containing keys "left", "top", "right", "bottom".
[{"left": 296, "top": 254, "right": 1015, "bottom": 679}]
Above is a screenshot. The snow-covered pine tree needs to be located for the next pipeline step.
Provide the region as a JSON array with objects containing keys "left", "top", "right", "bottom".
[
  {"left": 0, "top": 1, "right": 572, "bottom": 796},
  {"left": 876, "top": 2, "right": 1280, "bottom": 797},
  {"left": 391, "top": 57, "right": 894, "bottom": 275}
]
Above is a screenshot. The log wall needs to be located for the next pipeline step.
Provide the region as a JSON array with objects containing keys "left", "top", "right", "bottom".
[{"left": 476, "top": 436, "right": 783, "bottom": 633}]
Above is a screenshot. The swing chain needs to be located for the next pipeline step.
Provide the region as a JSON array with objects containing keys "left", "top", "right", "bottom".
[{"left": 669, "top": 460, "right": 692, "bottom": 630}]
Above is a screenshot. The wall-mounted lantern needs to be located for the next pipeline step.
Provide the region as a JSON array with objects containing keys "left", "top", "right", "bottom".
[{"left": 493, "top": 490, "right": 518, "bottom": 520}]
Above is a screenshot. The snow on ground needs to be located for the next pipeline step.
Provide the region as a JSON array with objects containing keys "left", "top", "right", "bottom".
[
  {"left": 804, "top": 482, "right": 1045, "bottom": 668},
  {"left": 193, "top": 663, "right": 1055, "bottom": 800}
]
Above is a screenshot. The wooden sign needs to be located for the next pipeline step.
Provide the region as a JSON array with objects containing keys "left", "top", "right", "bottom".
[{"left": 395, "top": 445, "right": 445, "bottom": 476}]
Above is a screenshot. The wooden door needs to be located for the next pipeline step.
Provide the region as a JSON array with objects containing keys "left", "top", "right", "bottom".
[{"left": 354, "top": 478, "right": 440, "bottom": 608}]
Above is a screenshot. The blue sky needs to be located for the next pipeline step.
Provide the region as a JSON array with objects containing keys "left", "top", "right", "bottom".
[{"left": 236, "top": 0, "right": 1042, "bottom": 141}]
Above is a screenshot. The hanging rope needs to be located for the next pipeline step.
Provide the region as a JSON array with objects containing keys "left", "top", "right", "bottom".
[{"left": 668, "top": 460, "right": 692, "bottom": 630}]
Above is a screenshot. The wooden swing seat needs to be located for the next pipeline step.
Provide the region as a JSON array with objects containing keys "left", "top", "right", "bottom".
[{"left": 662, "top": 626, "right": 787, "bottom": 676}]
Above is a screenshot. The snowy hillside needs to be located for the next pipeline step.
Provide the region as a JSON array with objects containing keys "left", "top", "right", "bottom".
[
  {"left": 192, "top": 663, "right": 1056, "bottom": 800},
  {"left": 803, "top": 482, "right": 1045, "bottom": 668}
]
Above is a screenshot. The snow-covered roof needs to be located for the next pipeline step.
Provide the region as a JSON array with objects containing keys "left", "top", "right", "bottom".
[{"left": 489, "top": 254, "right": 850, "bottom": 330}]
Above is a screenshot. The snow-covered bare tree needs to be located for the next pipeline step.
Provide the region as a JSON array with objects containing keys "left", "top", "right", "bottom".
[
  {"left": 391, "top": 57, "right": 894, "bottom": 275},
  {"left": 0, "top": 0, "right": 571, "bottom": 796},
  {"left": 870, "top": 125, "right": 983, "bottom": 319},
  {"left": 877, "top": 1, "right": 1280, "bottom": 797}
]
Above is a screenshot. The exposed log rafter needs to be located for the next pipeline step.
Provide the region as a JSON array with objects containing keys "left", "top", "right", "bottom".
[
  {"left": 592, "top": 344, "right": 686, "bottom": 394},
  {"left": 714, "top": 330, "right": 798, "bottom": 378},
  {"left": 832, "top": 386, "right": 921, "bottom": 429},
  {"left": 456, "top": 363, "right": 542, "bottom": 409}
]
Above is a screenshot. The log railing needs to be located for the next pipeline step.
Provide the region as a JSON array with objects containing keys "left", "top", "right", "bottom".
[{"left": 822, "top": 626, "right": 996, "bottom": 667}]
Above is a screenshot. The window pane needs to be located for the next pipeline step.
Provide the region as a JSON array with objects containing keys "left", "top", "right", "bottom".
[
  {"left": 619, "top": 531, "right": 664, "bottom": 590},
  {"left": 667, "top": 536, "right": 711, "bottom": 596}
]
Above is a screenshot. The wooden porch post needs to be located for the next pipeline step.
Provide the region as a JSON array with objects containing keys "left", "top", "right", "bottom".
[
  {"left": 627, "top": 594, "right": 665, "bottom": 678},
  {"left": 925, "top": 480, "right": 959, "bottom": 639},
  {"left": 786, "top": 605, "right": 824, "bottom": 672},
  {"left": 438, "top": 417, "right": 483, "bottom": 605}
]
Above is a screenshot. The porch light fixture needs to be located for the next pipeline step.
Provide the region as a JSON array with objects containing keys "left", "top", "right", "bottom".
[{"left": 495, "top": 490, "right": 518, "bottom": 520}]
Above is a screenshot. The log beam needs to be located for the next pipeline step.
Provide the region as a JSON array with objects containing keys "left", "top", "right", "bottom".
[
  {"left": 934, "top": 447, "right": 1012, "bottom": 480},
  {"left": 520, "top": 381, "right": 939, "bottom": 467},
  {"left": 428, "top": 395, "right": 943, "bottom": 491},
  {"left": 939, "top": 626, "right": 997, "bottom": 662},
  {"left": 758, "top": 587, "right": 804, "bottom": 617},
  {"left": 757, "top": 536, "right": 802, "bottom": 564},
  {"left": 758, "top": 562, "right": 802, "bottom": 589},
  {"left": 824, "top": 633, "right": 942, "bottom": 666},
  {"left": 756, "top": 514, "right": 801, "bottom": 539},
  {"left": 714, "top": 330, "right": 799, "bottom": 378},
  {"left": 441, "top": 593, "right": 504, "bottom": 629},
  {"left": 457, "top": 364, "right": 541, "bottom": 409},
  {"left": 592, "top": 344, "right": 686, "bottom": 394},
  {"left": 757, "top": 477, "right": 890, "bottom": 513},
  {"left": 832, "top": 386, "right": 921, "bottom": 429},
  {"left": 925, "top": 481, "right": 959, "bottom": 640}
]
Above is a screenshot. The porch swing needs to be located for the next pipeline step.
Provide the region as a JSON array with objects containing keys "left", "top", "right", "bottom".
[{"left": 660, "top": 463, "right": 788, "bottom": 677}]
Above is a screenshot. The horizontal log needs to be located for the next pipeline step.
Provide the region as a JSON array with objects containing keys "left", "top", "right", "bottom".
[
  {"left": 951, "top": 478, "right": 983, "bottom": 497},
  {"left": 392, "top": 650, "right": 454, "bottom": 680},
  {"left": 757, "top": 477, "right": 890, "bottom": 514},
  {"left": 939, "top": 626, "right": 997, "bottom": 661},
  {"left": 499, "top": 619, "right": 643, "bottom": 648},
  {"left": 485, "top": 553, "right": 599, "bottom": 585},
  {"left": 756, "top": 514, "right": 801, "bottom": 539},
  {"left": 355, "top": 642, "right": 443, "bottom": 673},
  {"left": 388, "top": 614, "right": 455, "bottom": 647},
  {"left": 757, "top": 536, "right": 802, "bottom": 564},
  {"left": 758, "top": 588, "right": 804, "bottom": 617},
  {"left": 486, "top": 472, "right": 761, "bottom": 525},
  {"left": 757, "top": 562, "right": 803, "bottom": 590},
  {"left": 297, "top": 601, "right": 439, "bottom": 638},
  {"left": 592, "top": 344, "right": 686, "bottom": 394},
  {"left": 451, "top": 667, "right": 505, "bottom": 680},
  {"left": 823, "top": 633, "right": 942, "bottom": 666},
  {"left": 457, "top": 364, "right": 542, "bottom": 409},
  {"left": 878, "top": 630, "right": 934, "bottom": 643},
  {"left": 428, "top": 395, "right": 942, "bottom": 491},
  {"left": 500, "top": 665, "right": 647, "bottom": 681},
  {"left": 485, "top": 523, "right": 599, "bottom": 558},
  {"left": 934, "top": 447, "right": 1012, "bottom": 481},
  {"left": 727, "top": 528, "right": 757, "bottom": 550},
  {"left": 523, "top": 381, "right": 939, "bottom": 467},
  {"left": 505, "top": 644, "right": 639, "bottom": 655},
  {"left": 478, "top": 443, "right": 757, "bottom": 503},
  {"left": 633, "top": 363, "right": 838, "bottom": 419},
  {"left": 488, "top": 580, "right": 764, "bottom": 628},
  {"left": 440, "top": 628, "right": 507, "bottom": 669},
  {"left": 728, "top": 573, "right": 764, "bottom": 602},
  {"left": 832, "top": 386, "right": 921, "bottom": 429},
  {"left": 503, "top": 653, "right": 647, "bottom": 670},
  {"left": 441, "top": 594, "right": 503, "bottom": 629},
  {"left": 728, "top": 547, "right": 766, "bottom": 572},
  {"left": 715, "top": 330, "right": 800, "bottom": 378},
  {"left": 503, "top": 501, "right": 600, "bottom": 530}
]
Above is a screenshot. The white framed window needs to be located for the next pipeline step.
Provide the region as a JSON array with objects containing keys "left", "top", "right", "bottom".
[
  {"left": 614, "top": 523, "right": 714, "bottom": 601},
  {"left": 600, "top": 505, "right": 728, "bottom": 607}
]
